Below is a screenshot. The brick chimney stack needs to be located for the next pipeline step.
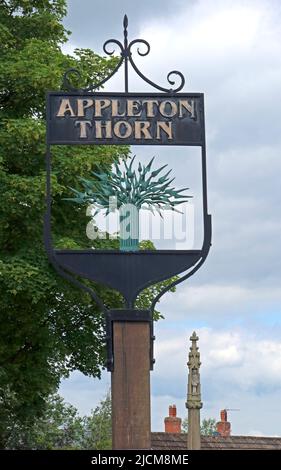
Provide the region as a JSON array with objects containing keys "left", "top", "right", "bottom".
[
  {"left": 216, "top": 409, "right": 231, "bottom": 437},
  {"left": 164, "top": 405, "right": 182, "bottom": 433}
]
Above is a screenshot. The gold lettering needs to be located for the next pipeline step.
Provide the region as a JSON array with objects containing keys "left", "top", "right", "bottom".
[
  {"left": 95, "top": 99, "right": 111, "bottom": 117},
  {"left": 114, "top": 121, "right": 132, "bottom": 139},
  {"left": 77, "top": 99, "right": 93, "bottom": 117},
  {"left": 95, "top": 121, "right": 112, "bottom": 139},
  {"left": 142, "top": 100, "right": 159, "bottom": 117},
  {"left": 159, "top": 100, "right": 177, "bottom": 117},
  {"left": 179, "top": 100, "right": 195, "bottom": 118},
  {"left": 111, "top": 99, "right": 126, "bottom": 117},
  {"left": 156, "top": 121, "right": 173, "bottom": 140},
  {"left": 127, "top": 100, "right": 141, "bottom": 117},
  {"left": 75, "top": 120, "right": 92, "bottom": 138},
  {"left": 135, "top": 121, "right": 153, "bottom": 139},
  {"left": 56, "top": 99, "right": 75, "bottom": 117}
]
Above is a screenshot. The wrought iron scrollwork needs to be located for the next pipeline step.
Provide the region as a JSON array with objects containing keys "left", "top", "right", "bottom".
[{"left": 62, "top": 15, "right": 185, "bottom": 93}]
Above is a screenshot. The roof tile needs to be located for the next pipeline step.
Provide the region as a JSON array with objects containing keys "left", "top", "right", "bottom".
[{"left": 151, "top": 433, "right": 281, "bottom": 450}]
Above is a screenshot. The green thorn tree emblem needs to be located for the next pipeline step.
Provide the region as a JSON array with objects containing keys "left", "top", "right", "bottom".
[{"left": 65, "top": 156, "right": 191, "bottom": 251}]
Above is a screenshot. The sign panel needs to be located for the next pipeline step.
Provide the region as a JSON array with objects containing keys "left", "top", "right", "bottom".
[{"left": 47, "top": 92, "right": 204, "bottom": 146}]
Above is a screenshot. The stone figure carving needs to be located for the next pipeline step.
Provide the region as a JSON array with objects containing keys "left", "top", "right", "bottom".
[
  {"left": 191, "top": 369, "right": 200, "bottom": 394},
  {"left": 186, "top": 331, "right": 202, "bottom": 406}
]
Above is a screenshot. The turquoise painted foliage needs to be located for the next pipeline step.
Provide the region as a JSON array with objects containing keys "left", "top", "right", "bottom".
[{"left": 65, "top": 156, "right": 191, "bottom": 217}]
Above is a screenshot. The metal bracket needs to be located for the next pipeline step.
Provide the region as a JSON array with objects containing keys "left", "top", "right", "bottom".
[{"left": 105, "top": 309, "right": 155, "bottom": 371}]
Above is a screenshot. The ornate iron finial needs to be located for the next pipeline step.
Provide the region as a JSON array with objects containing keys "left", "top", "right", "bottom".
[
  {"left": 186, "top": 331, "right": 202, "bottom": 410},
  {"left": 123, "top": 14, "right": 128, "bottom": 41},
  {"left": 62, "top": 15, "right": 185, "bottom": 93}
]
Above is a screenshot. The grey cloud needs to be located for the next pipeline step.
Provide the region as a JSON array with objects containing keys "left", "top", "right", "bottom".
[
  {"left": 150, "top": 325, "right": 281, "bottom": 433},
  {"left": 64, "top": 0, "right": 190, "bottom": 51}
]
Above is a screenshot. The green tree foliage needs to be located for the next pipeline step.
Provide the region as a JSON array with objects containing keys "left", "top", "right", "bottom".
[
  {"left": 82, "top": 392, "right": 112, "bottom": 450},
  {"left": 182, "top": 417, "right": 217, "bottom": 436},
  {"left": 200, "top": 418, "right": 217, "bottom": 436},
  {"left": 0, "top": 0, "right": 174, "bottom": 448},
  {"left": 4, "top": 391, "right": 112, "bottom": 450},
  {"left": 4, "top": 393, "right": 84, "bottom": 449},
  {"left": 0, "top": 0, "right": 126, "bottom": 448}
]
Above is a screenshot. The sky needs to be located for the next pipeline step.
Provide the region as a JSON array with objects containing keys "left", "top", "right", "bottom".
[{"left": 59, "top": 0, "right": 281, "bottom": 436}]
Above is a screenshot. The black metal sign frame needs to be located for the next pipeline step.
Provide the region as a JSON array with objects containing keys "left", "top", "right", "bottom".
[{"left": 44, "top": 16, "right": 212, "bottom": 370}]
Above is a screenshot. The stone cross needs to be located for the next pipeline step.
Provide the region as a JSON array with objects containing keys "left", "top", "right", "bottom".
[{"left": 186, "top": 331, "right": 202, "bottom": 450}]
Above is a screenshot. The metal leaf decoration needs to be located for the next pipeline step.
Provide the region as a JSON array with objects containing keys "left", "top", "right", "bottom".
[{"left": 65, "top": 156, "right": 192, "bottom": 214}]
